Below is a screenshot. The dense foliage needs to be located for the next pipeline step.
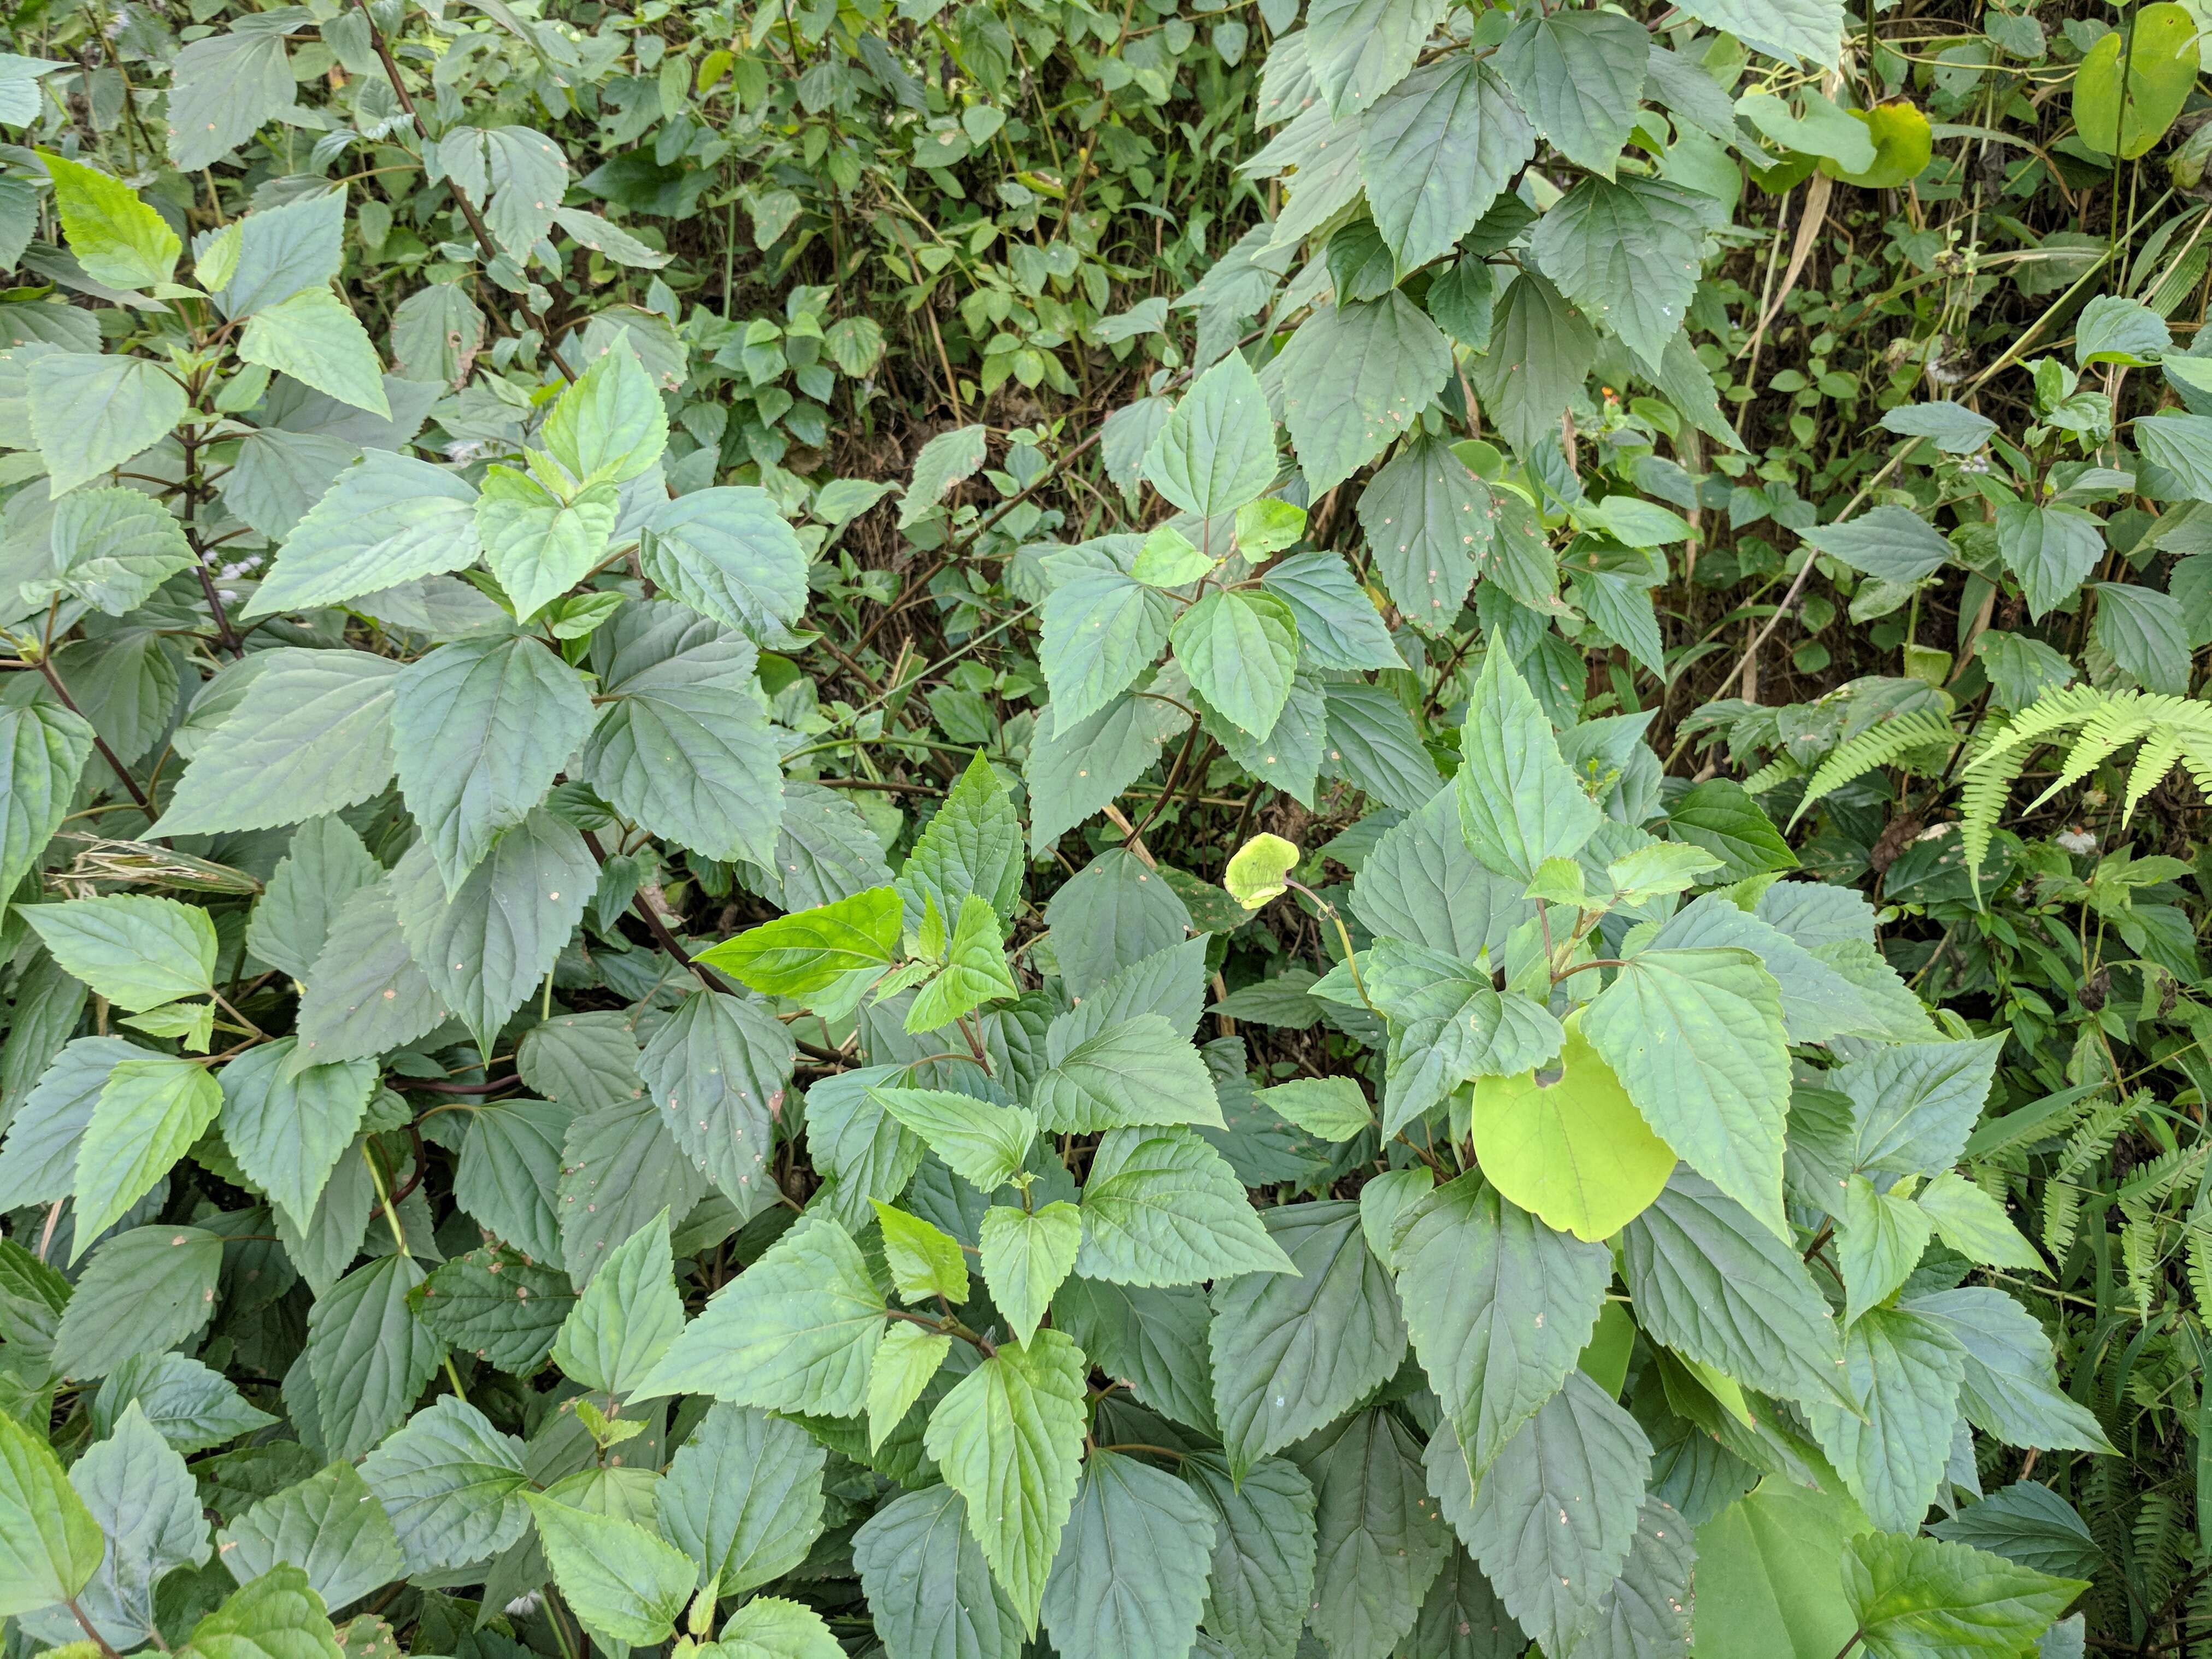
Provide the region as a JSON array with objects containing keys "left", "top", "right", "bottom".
[{"left": 9, "top": 0, "right": 2212, "bottom": 1653}]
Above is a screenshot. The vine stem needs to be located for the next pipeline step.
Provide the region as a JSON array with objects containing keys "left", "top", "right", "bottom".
[{"left": 34, "top": 653, "right": 152, "bottom": 815}]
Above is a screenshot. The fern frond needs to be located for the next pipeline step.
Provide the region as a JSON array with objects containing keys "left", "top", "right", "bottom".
[
  {"left": 1791, "top": 707, "right": 1961, "bottom": 827},
  {"left": 1960, "top": 686, "right": 2212, "bottom": 888},
  {"left": 1741, "top": 754, "right": 1804, "bottom": 795}
]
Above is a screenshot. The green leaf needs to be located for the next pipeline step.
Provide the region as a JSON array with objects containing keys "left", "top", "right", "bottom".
[
  {"left": 74, "top": 1054, "right": 223, "bottom": 1249},
  {"left": 1395, "top": 1174, "right": 1610, "bottom": 1473},
  {"left": 153, "top": 650, "right": 403, "bottom": 837},
  {"left": 475, "top": 468, "right": 617, "bottom": 621},
  {"left": 558, "top": 1101, "right": 704, "bottom": 1285},
  {"left": 655, "top": 1402, "right": 826, "bottom": 1593},
  {"left": 1040, "top": 1450, "right": 1217, "bottom": 1659},
  {"left": 216, "top": 1460, "right": 405, "bottom": 1614},
  {"left": 1995, "top": 504, "right": 2102, "bottom": 620},
  {"left": 0, "top": 702, "right": 92, "bottom": 902},
  {"left": 210, "top": 189, "right": 343, "bottom": 317},
  {"left": 1692, "top": 1480, "right": 1868, "bottom": 1659},
  {"left": 873, "top": 1201, "right": 972, "bottom": 1304},
  {"left": 543, "top": 338, "right": 668, "bottom": 486},
  {"left": 1492, "top": 8, "right": 1646, "bottom": 176},
  {"left": 1881, "top": 401, "right": 1998, "bottom": 454},
  {"left": 1368, "top": 942, "right": 1564, "bottom": 1131},
  {"left": 0, "top": 1401, "right": 104, "bottom": 1615},
  {"left": 580, "top": 601, "right": 783, "bottom": 865},
  {"left": 2132, "top": 413, "right": 2212, "bottom": 503},
  {"left": 1529, "top": 175, "right": 1707, "bottom": 371},
  {"left": 1667, "top": 779, "right": 1799, "bottom": 880},
  {"left": 1621, "top": 1169, "right": 1852, "bottom": 1411},
  {"left": 39, "top": 151, "right": 178, "bottom": 289},
  {"left": 1837, "top": 1037, "right": 2004, "bottom": 1181},
  {"left": 1455, "top": 650, "right": 1600, "bottom": 883},
  {"left": 92, "top": 1352, "right": 276, "bottom": 1455},
  {"left": 1209, "top": 1202, "right": 1405, "bottom": 1478},
  {"left": 52, "top": 1223, "right": 223, "bottom": 1381},
  {"left": 39, "top": 486, "right": 194, "bottom": 615},
  {"left": 1838, "top": 1175, "right": 1933, "bottom": 1324},
  {"left": 408, "top": 1245, "right": 574, "bottom": 1376},
  {"left": 1356, "top": 431, "right": 1490, "bottom": 633},
  {"left": 1807, "top": 1305, "right": 1965, "bottom": 1533},
  {"left": 899, "top": 751, "right": 1025, "bottom": 925},
  {"left": 709, "top": 1596, "right": 844, "bottom": 1659},
  {"left": 641, "top": 487, "right": 809, "bottom": 648},
  {"left": 524, "top": 1493, "right": 698, "bottom": 1647},
  {"left": 238, "top": 288, "right": 390, "bottom": 419},
  {"left": 304, "top": 1255, "right": 442, "bottom": 1459},
  {"left": 551, "top": 1213, "right": 683, "bottom": 1398},
  {"left": 1299, "top": 1408, "right": 1450, "bottom": 1659},
  {"left": 1916, "top": 1172, "right": 2043, "bottom": 1273},
  {"left": 391, "top": 636, "right": 594, "bottom": 892},
  {"left": 1054, "top": 1278, "right": 1218, "bottom": 1433},
  {"left": 1170, "top": 589, "right": 1299, "bottom": 739},
  {"left": 1043, "top": 846, "right": 1193, "bottom": 999},
  {"left": 1279, "top": 295, "right": 1454, "bottom": 495},
  {"left": 1033, "top": 1015, "right": 1223, "bottom": 1133},
  {"left": 1142, "top": 352, "right": 1276, "bottom": 519},
  {"left": 293, "top": 884, "right": 448, "bottom": 1067},
  {"left": 356, "top": 1396, "right": 531, "bottom": 1574},
  {"left": 1183, "top": 1452, "right": 1317, "bottom": 1659},
  {"left": 238, "top": 453, "right": 479, "bottom": 619},
  {"left": 2072, "top": 2, "right": 2196, "bottom": 159},
  {"left": 1906, "top": 1288, "right": 2115, "bottom": 1454},
  {"left": 1076, "top": 1126, "right": 1296, "bottom": 1285},
  {"left": 390, "top": 815, "right": 596, "bottom": 1049},
  {"left": 909, "top": 895, "right": 1020, "bottom": 1033},
  {"left": 697, "top": 887, "right": 903, "bottom": 995},
  {"left": 1928, "top": 1482, "right": 2102, "bottom": 1581},
  {"left": 1254, "top": 1077, "right": 1371, "bottom": 1141},
  {"left": 1843, "top": 1532, "right": 2085, "bottom": 1659},
  {"left": 518, "top": 1010, "right": 644, "bottom": 1111},
  {"left": 980, "top": 1202, "right": 1081, "bottom": 1345},
  {"left": 635, "top": 1213, "right": 885, "bottom": 1415},
  {"left": 1802, "top": 505, "right": 1951, "bottom": 585},
  {"left": 1359, "top": 59, "right": 1532, "bottom": 275},
  {"left": 27, "top": 352, "right": 189, "bottom": 498},
  {"left": 1304, "top": 0, "right": 1448, "bottom": 115},
  {"left": 164, "top": 21, "right": 298, "bottom": 172},
  {"left": 1260, "top": 551, "right": 1404, "bottom": 669},
  {"left": 638, "top": 989, "right": 793, "bottom": 1213},
  {"left": 923, "top": 1328, "right": 1090, "bottom": 1632},
  {"left": 867, "top": 1322, "right": 952, "bottom": 1451},
  {"left": 1584, "top": 948, "right": 1792, "bottom": 1239},
  {"left": 1439, "top": 1372, "right": 1652, "bottom": 1658},
  {"left": 1672, "top": 0, "right": 1840, "bottom": 64},
  {"left": 1467, "top": 270, "right": 1599, "bottom": 459},
  {"left": 2092, "top": 581, "right": 2191, "bottom": 693},
  {"left": 1575, "top": 1493, "right": 1696, "bottom": 1659},
  {"left": 899, "top": 425, "right": 991, "bottom": 527},
  {"left": 217, "top": 1039, "right": 376, "bottom": 1232},
  {"left": 852, "top": 1484, "right": 1026, "bottom": 1659},
  {"left": 22, "top": 895, "right": 216, "bottom": 1011},
  {"left": 870, "top": 1087, "right": 1037, "bottom": 1191}
]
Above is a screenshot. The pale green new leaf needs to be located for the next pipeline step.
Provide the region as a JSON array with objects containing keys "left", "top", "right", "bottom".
[
  {"left": 74, "top": 1054, "right": 222, "bottom": 1250},
  {"left": 923, "top": 1328, "right": 1090, "bottom": 1632},
  {"left": 238, "top": 288, "right": 390, "bottom": 418},
  {"left": 239, "top": 453, "right": 479, "bottom": 618},
  {"left": 0, "top": 1404, "right": 104, "bottom": 1615},
  {"left": 525, "top": 1495, "right": 698, "bottom": 1647},
  {"left": 551, "top": 1213, "right": 683, "bottom": 1398},
  {"left": 1843, "top": 1532, "right": 2085, "bottom": 1659},
  {"left": 1142, "top": 352, "right": 1275, "bottom": 520},
  {"left": 1076, "top": 1126, "right": 1297, "bottom": 1285},
  {"left": 980, "top": 1202, "right": 1083, "bottom": 1345},
  {"left": 1454, "top": 649, "right": 1601, "bottom": 883},
  {"left": 22, "top": 895, "right": 216, "bottom": 1011}
]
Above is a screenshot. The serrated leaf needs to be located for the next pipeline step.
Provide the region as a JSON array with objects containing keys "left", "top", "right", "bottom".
[
  {"left": 217, "top": 1460, "right": 405, "bottom": 1614},
  {"left": 217, "top": 1039, "right": 376, "bottom": 1232},
  {"left": 1279, "top": 295, "right": 1454, "bottom": 495},
  {"left": 1454, "top": 649, "right": 1601, "bottom": 883},
  {"left": 1142, "top": 352, "right": 1276, "bottom": 520},
  {"left": 238, "top": 288, "right": 390, "bottom": 419},
  {"left": 641, "top": 487, "right": 808, "bottom": 648},
  {"left": 1843, "top": 1532, "right": 2085, "bottom": 1659},
  {"left": 698, "top": 887, "right": 903, "bottom": 995},
  {"left": 1395, "top": 1174, "right": 1611, "bottom": 1474},
  {"left": 1041, "top": 1450, "right": 1217, "bottom": 1659},
  {"left": 924, "top": 1328, "right": 1089, "bottom": 1632},
  {"left": 1807, "top": 1305, "right": 1965, "bottom": 1533},
  {"left": 357, "top": 1396, "right": 530, "bottom": 1574},
  {"left": 1209, "top": 1202, "right": 1405, "bottom": 1477},
  {"left": 1299, "top": 1408, "right": 1450, "bottom": 1659},
  {"left": 27, "top": 352, "right": 189, "bottom": 498},
  {"left": 22, "top": 895, "right": 216, "bottom": 1011},
  {"left": 1184, "top": 1452, "right": 1317, "bottom": 1659},
  {"left": 0, "top": 1402, "right": 104, "bottom": 1615},
  {"left": 1076, "top": 1126, "right": 1296, "bottom": 1285},
  {"left": 525, "top": 1493, "right": 697, "bottom": 1647},
  {"left": 51, "top": 1223, "right": 223, "bottom": 1380},
  {"left": 74, "top": 1053, "right": 222, "bottom": 1250},
  {"left": 656, "top": 1402, "right": 826, "bottom": 1593},
  {"left": 239, "top": 453, "right": 478, "bottom": 618},
  {"left": 636, "top": 1213, "right": 884, "bottom": 1414},
  {"left": 305, "top": 1255, "right": 442, "bottom": 1459},
  {"left": 852, "top": 1484, "right": 1027, "bottom": 1659},
  {"left": 1360, "top": 59, "right": 1532, "bottom": 275},
  {"left": 980, "top": 1202, "right": 1081, "bottom": 1345}
]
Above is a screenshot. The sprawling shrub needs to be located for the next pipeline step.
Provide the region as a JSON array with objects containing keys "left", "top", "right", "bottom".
[{"left": 0, "top": 0, "right": 2206, "bottom": 1653}]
